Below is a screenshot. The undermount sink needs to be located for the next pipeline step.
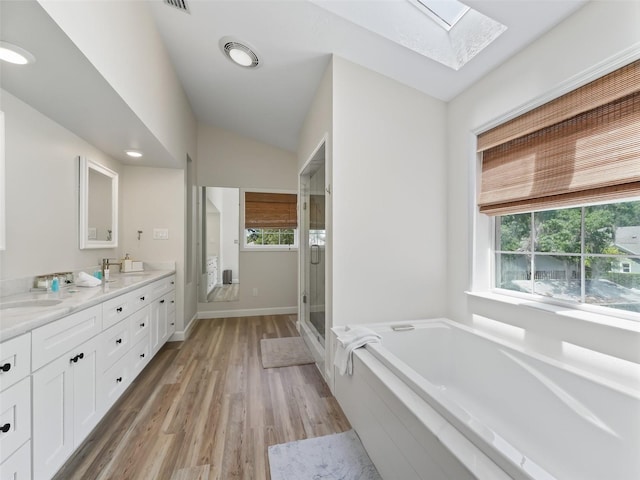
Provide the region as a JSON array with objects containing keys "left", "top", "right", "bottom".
[{"left": 0, "top": 299, "right": 64, "bottom": 310}]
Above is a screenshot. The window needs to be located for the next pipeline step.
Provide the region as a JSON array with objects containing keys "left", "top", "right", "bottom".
[
  {"left": 245, "top": 228, "right": 296, "bottom": 247},
  {"left": 412, "top": 0, "right": 470, "bottom": 30},
  {"left": 478, "top": 60, "right": 640, "bottom": 317},
  {"left": 243, "top": 191, "right": 298, "bottom": 249},
  {"left": 495, "top": 200, "right": 640, "bottom": 313}
]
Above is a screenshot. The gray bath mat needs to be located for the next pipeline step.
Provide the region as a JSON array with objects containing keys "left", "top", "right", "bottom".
[
  {"left": 268, "top": 430, "right": 382, "bottom": 480},
  {"left": 260, "top": 336, "right": 314, "bottom": 368}
]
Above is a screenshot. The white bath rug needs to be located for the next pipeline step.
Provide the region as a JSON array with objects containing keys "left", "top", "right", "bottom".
[
  {"left": 260, "top": 336, "right": 314, "bottom": 368},
  {"left": 268, "top": 430, "right": 382, "bottom": 480}
]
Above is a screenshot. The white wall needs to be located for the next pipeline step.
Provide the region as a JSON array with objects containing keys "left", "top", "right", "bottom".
[
  {"left": 0, "top": 90, "right": 123, "bottom": 282},
  {"left": 332, "top": 56, "right": 448, "bottom": 326},
  {"left": 37, "top": 0, "right": 199, "bottom": 336},
  {"left": 197, "top": 124, "right": 298, "bottom": 316},
  {"left": 121, "top": 166, "right": 186, "bottom": 334},
  {"left": 198, "top": 125, "right": 298, "bottom": 189},
  {"left": 446, "top": 0, "right": 640, "bottom": 362},
  {"left": 297, "top": 61, "right": 334, "bottom": 379},
  {"left": 38, "top": 0, "right": 196, "bottom": 166}
]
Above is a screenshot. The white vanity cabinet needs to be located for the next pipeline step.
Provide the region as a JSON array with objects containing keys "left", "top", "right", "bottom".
[
  {"left": 27, "top": 273, "right": 176, "bottom": 480},
  {"left": 0, "top": 333, "right": 32, "bottom": 480},
  {"left": 31, "top": 307, "right": 103, "bottom": 480},
  {"left": 150, "top": 276, "right": 176, "bottom": 356}
]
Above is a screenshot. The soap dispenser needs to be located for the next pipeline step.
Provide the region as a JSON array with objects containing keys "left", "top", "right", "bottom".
[
  {"left": 123, "top": 253, "right": 132, "bottom": 273},
  {"left": 51, "top": 276, "right": 60, "bottom": 293}
]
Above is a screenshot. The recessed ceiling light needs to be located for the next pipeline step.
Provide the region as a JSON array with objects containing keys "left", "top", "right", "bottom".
[
  {"left": 220, "top": 37, "right": 260, "bottom": 68},
  {"left": 0, "top": 41, "right": 36, "bottom": 65},
  {"left": 125, "top": 150, "right": 143, "bottom": 158}
]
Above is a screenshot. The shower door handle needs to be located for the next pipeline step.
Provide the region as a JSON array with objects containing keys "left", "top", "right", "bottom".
[{"left": 311, "top": 244, "right": 320, "bottom": 265}]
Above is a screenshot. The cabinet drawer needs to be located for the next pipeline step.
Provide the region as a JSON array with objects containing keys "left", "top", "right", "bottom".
[
  {"left": 99, "top": 319, "right": 131, "bottom": 373},
  {"left": 32, "top": 305, "right": 102, "bottom": 371},
  {"left": 0, "top": 334, "right": 30, "bottom": 392},
  {"left": 130, "top": 306, "right": 151, "bottom": 344},
  {"left": 0, "top": 377, "right": 30, "bottom": 463},
  {"left": 130, "top": 285, "right": 151, "bottom": 314},
  {"left": 130, "top": 335, "right": 150, "bottom": 379},
  {"left": 100, "top": 352, "right": 132, "bottom": 413},
  {"left": 102, "top": 293, "right": 134, "bottom": 330},
  {"left": 0, "top": 439, "right": 30, "bottom": 480},
  {"left": 149, "top": 275, "right": 175, "bottom": 300}
]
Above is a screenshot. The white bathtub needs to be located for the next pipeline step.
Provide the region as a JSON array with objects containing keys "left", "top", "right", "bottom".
[{"left": 333, "top": 318, "right": 640, "bottom": 480}]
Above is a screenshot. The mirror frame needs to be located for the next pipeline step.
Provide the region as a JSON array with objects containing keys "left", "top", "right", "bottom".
[
  {"left": 79, "top": 156, "right": 118, "bottom": 249},
  {"left": 0, "top": 111, "right": 5, "bottom": 251}
]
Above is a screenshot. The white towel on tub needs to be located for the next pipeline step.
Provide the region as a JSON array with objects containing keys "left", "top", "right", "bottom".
[{"left": 334, "top": 326, "right": 382, "bottom": 376}]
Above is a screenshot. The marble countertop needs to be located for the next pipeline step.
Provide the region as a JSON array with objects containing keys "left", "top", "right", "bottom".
[{"left": 0, "top": 270, "right": 175, "bottom": 343}]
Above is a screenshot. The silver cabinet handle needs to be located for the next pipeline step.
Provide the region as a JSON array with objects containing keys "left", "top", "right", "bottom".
[{"left": 311, "top": 244, "right": 320, "bottom": 265}]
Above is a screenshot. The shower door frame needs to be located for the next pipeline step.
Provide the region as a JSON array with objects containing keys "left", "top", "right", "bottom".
[{"left": 298, "top": 138, "right": 328, "bottom": 377}]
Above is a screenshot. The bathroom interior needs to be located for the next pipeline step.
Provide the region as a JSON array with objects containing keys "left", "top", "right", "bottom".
[{"left": 0, "top": 1, "right": 639, "bottom": 479}]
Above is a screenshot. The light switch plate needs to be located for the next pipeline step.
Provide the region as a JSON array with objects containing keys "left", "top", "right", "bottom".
[{"left": 153, "top": 228, "right": 169, "bottom": 240}]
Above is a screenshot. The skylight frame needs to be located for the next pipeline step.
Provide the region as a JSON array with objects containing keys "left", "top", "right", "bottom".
[{"left": 409, "top": 0, "right": 471, "bottom": 31}]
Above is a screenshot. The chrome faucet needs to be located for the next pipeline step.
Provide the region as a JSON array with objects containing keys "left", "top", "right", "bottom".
[{"left": 102, "top": 258, "right": 122, "bottom": 280}]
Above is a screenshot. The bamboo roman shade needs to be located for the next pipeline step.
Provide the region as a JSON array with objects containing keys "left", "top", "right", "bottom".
[
  {"left": 477, "top": 60, "right": 640, "bottom": 216},
  {"left": 244, "top": 192, "right": 297, "bottom": 229}
]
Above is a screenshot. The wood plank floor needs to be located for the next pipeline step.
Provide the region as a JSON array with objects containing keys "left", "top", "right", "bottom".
[
  {"left": 54, "top": 315, "right": 351, "bottom": 480},
  {"left": 206, "top": 284, "right": 240, "bottom": 302}
]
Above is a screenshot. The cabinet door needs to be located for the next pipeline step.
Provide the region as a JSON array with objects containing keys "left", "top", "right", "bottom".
[
  {"left": 150, "top": 297, "right": 168, "bottom": 356},
  {"left": 0, "top": 377, "right": 30, "bottom": 464},
  {"left": 73, "top": 334, "right": 103, "bottom": 446},
  {"left": 150, "top": 300, "right": 160, "bottom": 356},
  {"left": 32, "top": 354, "right": 74, "bottom": 480},
  {"left": 0, "top": 440, "right": 31, "bottom": 480},
  {"left": 167, "top": 291, "right": 176, "bottom": 337}
]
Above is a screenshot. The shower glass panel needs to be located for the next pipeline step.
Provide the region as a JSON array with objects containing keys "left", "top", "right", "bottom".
[
  {"left": 300, "top": 148, "right": 326, "bottom": 352},
  {"left": 307, "top": 164, "right": 326, "bottom": 345}
]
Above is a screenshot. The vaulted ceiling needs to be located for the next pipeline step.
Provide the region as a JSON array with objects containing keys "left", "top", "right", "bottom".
[
  {"left": 1, "top": 0, "right": 589, "bottom": 164},
  {"left": 148, "top": 0, "right": 588, "bottom": 152}
]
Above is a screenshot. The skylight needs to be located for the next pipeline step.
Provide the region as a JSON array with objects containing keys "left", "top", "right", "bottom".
[
  {"left": 411, "top": 0, "right": 470, "bottom": 30},
  {"left": 310, "top": 0, "right": 507, "bottom": 71}
]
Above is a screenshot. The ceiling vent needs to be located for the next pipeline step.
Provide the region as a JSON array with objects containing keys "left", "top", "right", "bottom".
[
  {"left": 164, "top": 0, "right": 190, "bottom": 14},
  {"left": 221, "top": 38, "right": 261, "bottom": 69}
]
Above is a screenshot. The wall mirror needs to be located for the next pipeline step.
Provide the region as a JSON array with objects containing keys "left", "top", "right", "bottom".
[
  {"left": 79, "top": 156, "right": 118, "bottom": 249},
  {"left": 0, "top": 111, "right": 5, "bottom": 251},
  {"left": 199, "top": 186, "right": 240, "bottom": 302}
]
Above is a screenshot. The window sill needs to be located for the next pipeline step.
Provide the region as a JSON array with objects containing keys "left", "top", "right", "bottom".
[
  {"left": 241, "top": 247, "right": 298, "bottom": 253},
  {"left": 466, "top": 290, "right": 640, "bottom": 334}
]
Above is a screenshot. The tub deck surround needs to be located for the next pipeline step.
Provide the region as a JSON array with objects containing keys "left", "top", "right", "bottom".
[
  {"left": 332, "top": 319, "right": 640, "bottom": 480},
  {"left": 0, "top": 270, "right": 175, "bottom": 342}
]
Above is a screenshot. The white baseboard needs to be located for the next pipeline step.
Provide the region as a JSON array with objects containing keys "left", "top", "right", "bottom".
[
  {"left": 169, "top": 312, "right": 199, "bottom": 341},
  {"left": 198, "top": 306, "right": 297, "bottom": 319}
]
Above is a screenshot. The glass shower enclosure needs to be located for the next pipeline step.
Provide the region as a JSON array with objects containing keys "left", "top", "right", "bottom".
[{"left": 299, "top": 143, "right": 326, "bottom": 369}]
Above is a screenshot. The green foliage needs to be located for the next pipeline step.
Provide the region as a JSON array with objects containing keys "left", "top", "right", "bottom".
[
  {"left": 246, "top": 228, "right": 295, "bottom": 246},
  {"left": 535, "top": 208, "right": 581, "bottom": 253},
  {"left": 498, "top": 214, "right": 530, "bottom": 251},
  {"left": 498, "top": 201, "right": 640, "bottom": 256}
]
